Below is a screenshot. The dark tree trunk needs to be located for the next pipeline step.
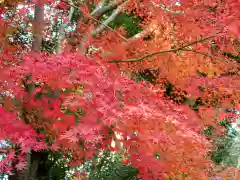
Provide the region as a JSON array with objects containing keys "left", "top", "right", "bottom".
[
  {"left": 8, "top": 151, "right": 49, "bottom": 180},
  {"left": 29, "top": 151, "right": 49, "bottom": 180}
]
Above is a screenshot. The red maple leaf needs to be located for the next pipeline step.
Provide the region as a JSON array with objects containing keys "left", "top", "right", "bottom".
[{"left": 15, "top": 161, "right": 28, "bottom": 171}]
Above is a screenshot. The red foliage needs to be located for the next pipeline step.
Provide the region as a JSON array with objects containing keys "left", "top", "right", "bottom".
[
  {"left": 0, "top": 53, "right": 210, "bottom": 178},
  {"left": 0, "top": 0, "right": 239, "bottom": 179}
]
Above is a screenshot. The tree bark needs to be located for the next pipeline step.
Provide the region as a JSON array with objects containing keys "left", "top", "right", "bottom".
[
  {"left": 32, "top": 0, "right": 44, "bottom": 52},
  {"left": 9, "top": 1, "right": 47, "bottom": 179},
  {"left": 56, "top": 0, "right": 75, "bottom": 54}
]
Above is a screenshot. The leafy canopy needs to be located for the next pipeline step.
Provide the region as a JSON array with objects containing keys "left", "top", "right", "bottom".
[{"left": 0, "top": 0, "right": 239, "bottom": 179}]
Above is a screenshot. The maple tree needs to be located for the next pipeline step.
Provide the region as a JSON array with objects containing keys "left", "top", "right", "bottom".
[{"left": 0, "top": 0, "right": 239, "bottom": 179}]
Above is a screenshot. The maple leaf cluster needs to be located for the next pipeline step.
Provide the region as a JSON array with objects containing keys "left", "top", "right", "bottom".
[
  {"left": 0, "top": 53, "right": 210, "bottom": 178},
  {"left": 0, "top": 0, "right": 239, "bottom": 179}
]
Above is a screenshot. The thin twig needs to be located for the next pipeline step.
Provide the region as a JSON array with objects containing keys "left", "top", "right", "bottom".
[
  {"left": 108, "top": 32, "right": 221, "bottom": 63},
  {"left": 182, "top": 48, "right": 228, "bottom": 62}
]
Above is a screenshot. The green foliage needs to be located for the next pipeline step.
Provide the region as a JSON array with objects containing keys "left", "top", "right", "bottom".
[
  {"left": 88, "top": 162, "right": 139, "bottom": 180},
  {"left": 45, "top": 151, "right": 71, "bottom": 180},
  {"left": 70, "top": 9, "right": 82, "bottom": 24},
  {"left": 82, "top": 151, "right": 139, "bottom": 180},
  {"left": 163, "top": 82, "right": 187, "bottom": 104},
  {"left": 133, "top": 69, "right": 159, "bottom": 84},
  {"left": 196, "top": 71, "right": 207, "bottom": 77},
  {"left": 190, "top": 98, "right": 203, "bottom": 112},
  {"left": 210, "top": 122, "right": 240, "bottom": 167},
  {"left": 203, "top": 126, "right": 215, "bottom": 137},
  {"left": 218, "top": 119, "right": 231, "bottom": 129},
  {"left": 41, "top": 40, "right": 55, "bottom": 54},
  {"left": 211, "top": 135, "right": 237, "bottom": 166},
  {"left": 223, "top": 52, "right": 240, "bottom": 62},
  {"left": 108, "top": 13, "right": 143, "bottom": 37}
]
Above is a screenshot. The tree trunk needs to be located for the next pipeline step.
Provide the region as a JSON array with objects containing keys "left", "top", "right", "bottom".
[
  {"left": 28, "top": 151, "right": 49, "bottom": 180},
  {"left": 9, "top": 1, "right": 47, "bottom": 179},
  {"left": 32, "top": 0, "right": 44, "bottom": 52},
  {"left": 8, "top": 151, "right": 49, "bottom": 180}
]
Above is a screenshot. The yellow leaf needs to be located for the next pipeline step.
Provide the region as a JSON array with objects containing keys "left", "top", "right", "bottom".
[
  {"left": 5, "top": 28, "right": 18, "bottom": 37},
  {"left": 207, "top": 71, "right": 214, "bottom": 77}
]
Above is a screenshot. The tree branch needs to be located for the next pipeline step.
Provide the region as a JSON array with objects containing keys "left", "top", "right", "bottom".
[
  {"left": 92, "top": 1, "right": 128, "bottom": 36},
  {"left": 90, "top": 17, "right": 129, "bottom": 42},
  {"left": 56, "top": 0, "right": 75, "bottom": 54},
  {"left": 151, "top": 0, "right": 183, "bottom": 15},
  {"left": 108, "top": 32, "right": 221, "bottom": 63},
  {"left": 182, "top": 48, "right": 228, "bottom": 62},
  {"left": 0, "top": 148, "right": 8, "bottom": 154},
  {"left": 66, "top": 0, "right": 128, "bottom": 42},
  {"left": 128, "top": 30, "right": 148, "bottom": 41},
  {"left": 91, "top": 0, "right": 124, "bottom": 18},
  {"left": 90, "top": 0, "right": 108, "bottom": 16}
]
